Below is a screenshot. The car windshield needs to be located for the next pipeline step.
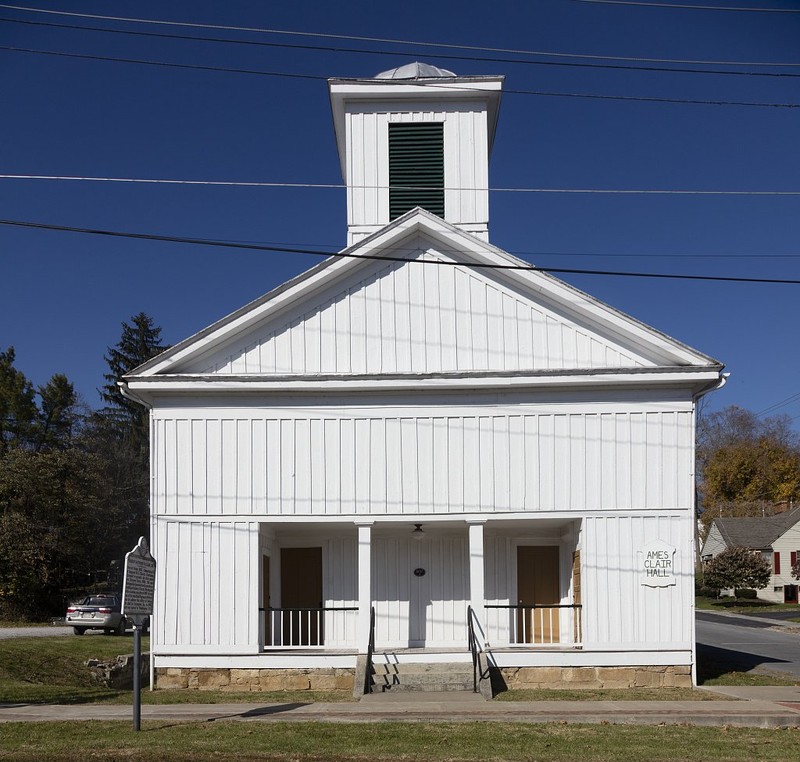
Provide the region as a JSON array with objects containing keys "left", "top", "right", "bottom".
[{"left": 85, "top": 596, "right": 115, "bottom": 606}]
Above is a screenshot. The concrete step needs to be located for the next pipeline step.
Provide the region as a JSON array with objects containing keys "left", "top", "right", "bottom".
[
  {"left": 369, "top": 660, "right": 474, "bottom": 692},
  {"left": 371, "top": 661, "right": 473, "bottom": 675},
  {"left": 372, "top": 681, "right": 474, "bottom": 693}
]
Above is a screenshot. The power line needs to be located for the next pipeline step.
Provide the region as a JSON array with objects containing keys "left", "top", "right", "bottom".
[
  {"left": 757, "top": 391, "right": 800, "bottom": 417},
  {"left": 2, "top": 4, "right": 798, "bottom": 68},
  {"left": 2, "top": 46, "right": 799, "bottom": 109},
  {"left": 2, "top": 217, "right": 800, "bottom": 285},
  {"left": 575, "top": 1, "right": 800, "bottom": 12},
  {"left": 4, "top": 15, "right": 800, "bottom": 80},
  {"left": 3, "top": 174, "right": 800, "bottom": 196}
]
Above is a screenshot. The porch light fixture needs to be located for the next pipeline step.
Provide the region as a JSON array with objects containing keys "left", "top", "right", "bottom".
[{"left": 412, "top": 523, "right": 425, "bottom": 541}]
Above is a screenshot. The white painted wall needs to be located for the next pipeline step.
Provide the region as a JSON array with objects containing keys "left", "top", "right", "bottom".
[
  {"left": 151, "top": 397, "right": 694, "bottom": 519},
  {"left": 582, "top": 514, "right": 693, "bottom": 650},
  {"left": 345, "top": 103, "right": 490, "bottom": 241},
  {"left": 186, "top": 255, "right": 649, "bottom": 376},
  {"left": 154, "top": 520, "right": 260, "bottom": 654},
  {"left": 371, "top": 533, "right": 468, "bottom": 648}
]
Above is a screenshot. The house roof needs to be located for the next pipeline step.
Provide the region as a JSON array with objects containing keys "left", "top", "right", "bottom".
[{"left": 713, "top": 508, "right": 800, "bottom": 550}]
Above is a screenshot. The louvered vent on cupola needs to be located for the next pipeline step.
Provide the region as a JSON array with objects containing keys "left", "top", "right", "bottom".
[{"left": 388, "top": 122, "right": 445, "bottom": 220}]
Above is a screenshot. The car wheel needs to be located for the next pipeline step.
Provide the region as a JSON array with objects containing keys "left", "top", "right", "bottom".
[
  {"left": 73, "top": 627, "right": 86, "bottom": 635},
  {"left": 114, "top": 618, "right": 127, "bottom": 636}
]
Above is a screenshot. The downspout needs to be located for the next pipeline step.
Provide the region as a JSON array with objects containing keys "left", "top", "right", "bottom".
[
  {"left": 118, "top": 382, "right": 156, "bottom": 693},
  {"left": 689, "top": 371, "right": 728, "bottom": 687}
]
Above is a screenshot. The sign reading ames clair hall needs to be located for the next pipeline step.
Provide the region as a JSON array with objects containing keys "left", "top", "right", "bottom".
[{"left": 638, "top": 540, "right": 676, "bottom": 587}]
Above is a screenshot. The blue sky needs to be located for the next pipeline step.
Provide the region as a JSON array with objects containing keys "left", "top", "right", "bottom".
[{"left": 2, "top": 1, "right": 800, "bottom": 421}]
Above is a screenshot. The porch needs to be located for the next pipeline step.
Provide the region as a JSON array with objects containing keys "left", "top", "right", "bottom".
[
  {"left": 259, "top": 603, "right": 583, "bottom": 651},
  {"left": 258, "top": 518, "right": 583, "bottom": 654}
]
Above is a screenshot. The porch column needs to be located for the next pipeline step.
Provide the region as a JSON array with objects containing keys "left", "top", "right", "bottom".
[
  {"left": 356, "top": 522, "right": 373, "bottom": 653},
  {"left": 468, "top": 521, "right": 486, "bottom": 626}
]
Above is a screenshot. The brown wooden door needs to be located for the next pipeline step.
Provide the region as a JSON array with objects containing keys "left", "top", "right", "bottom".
[
  {"left": 281, "top": 547, "right": 323, "bottom": 646},
  {"left": 517, "top": 546, "right": 560, "bottom": 644}
]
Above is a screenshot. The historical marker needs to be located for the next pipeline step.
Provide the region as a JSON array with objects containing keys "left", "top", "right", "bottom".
[
  {"left": 122, "top": 536, "right": 156, "bottom": 617},
  {"left": 122, "top": 536, "right": 156, "bottom": 732}
]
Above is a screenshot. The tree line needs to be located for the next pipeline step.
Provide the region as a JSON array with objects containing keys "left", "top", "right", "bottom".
[{"left": 0, "top": 314, "right": 166, "bottom": 619}]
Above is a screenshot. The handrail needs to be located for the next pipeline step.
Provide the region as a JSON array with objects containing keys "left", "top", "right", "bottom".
[
  {"left": 265, "top": 606, "right": 358, "bottom": 612},
  {"left": 261, "top": 606, "right": 358, "bottom": 648},
  {"left": 484, "top": 603, "right": 581, "bottom": 609},
  {"left": 364, "top": 606, "right": 376, "bottom": 695},
  {"left": 467, "top": 605, "right": 486, "bottom": 694},
  {"left": 484, "top": 603, "right": 582, "bottom": 646}
]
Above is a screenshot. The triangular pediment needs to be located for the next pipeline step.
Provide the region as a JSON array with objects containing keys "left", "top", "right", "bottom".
[{"left": 132, "top": 210, "right": 719, "bottom": 380}]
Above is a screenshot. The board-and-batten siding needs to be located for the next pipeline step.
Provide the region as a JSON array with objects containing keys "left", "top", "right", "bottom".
[
  {"left": 155, "top": 520, "right": 259, "bottom": 649},
  {"left": 152, "top": 407, "right": 693, "bottom": 517},
  {"left": 189, "top": 259, "right": 648, "bottom": 376},
  {"left": 346, "top": 106, "right": 489, "bottom": 230},
  {"left": 582, "top": 515, "right": 692, "bottom": 648},
  {"left": 372, "top": 535, "right": 468, "bottom": 647}
]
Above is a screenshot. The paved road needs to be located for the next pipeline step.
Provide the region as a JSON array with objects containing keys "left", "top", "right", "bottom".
[
  {"left": 0, "top": 626, "right": 73, "bottom": 640},
  {"left": 696, "top": 612, "right": 800, "bottom": 679}
]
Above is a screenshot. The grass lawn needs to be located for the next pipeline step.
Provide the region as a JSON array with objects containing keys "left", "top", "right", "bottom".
[
  {"left": 695, "top": 596, "right": 800, "bottom": 615},
  {"left": 1, "top": 630, "right": 797, "bottom": 707},
  {"left": 494, "top": 687, "right": 728, "bottom": 701},
  {"left": 1, "top": 721, "right": 800, "bottom": 761}
]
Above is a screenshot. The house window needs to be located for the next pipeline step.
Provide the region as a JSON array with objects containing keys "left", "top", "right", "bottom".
[
  {"left": 774, "top": 586, "right": 784, "bottom": 592},
  {"left": 388, "top": 122, "right": 444, "bottom": 220}
]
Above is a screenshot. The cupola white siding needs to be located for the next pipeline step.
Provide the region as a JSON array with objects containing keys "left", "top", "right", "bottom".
[{"left": 330, "top": 74, "right": 502, "bottom": 244}]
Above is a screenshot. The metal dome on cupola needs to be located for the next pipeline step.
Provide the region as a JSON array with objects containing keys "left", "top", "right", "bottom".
[
  {"left": 374, "top": 61, "right": 457, "bottom": 79},
  {"left": 328, "top": 63, "right": 504, "bottom": 245}
]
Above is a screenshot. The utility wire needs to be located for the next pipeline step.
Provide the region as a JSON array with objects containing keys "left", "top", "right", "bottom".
[
  {"left": 2, "top": 45, "right": 798, "bottom": 109},
  {"left": 575, "top": 1, "right": 800, "bottom": 12},
  {"left": 3, "top": 16, "right": 800, "bottom": 79},
  {"left": 3, "top": 174, "right": 800, "bottom": 196},
  {"left": 2, "top": 217, "right": 800, "bottom": 285},
  {"left": 2, "top": 4, "right": 798, "bottom": 68},
  {"left": 757, "top": 391, "right": 800, "bottom": 417}
]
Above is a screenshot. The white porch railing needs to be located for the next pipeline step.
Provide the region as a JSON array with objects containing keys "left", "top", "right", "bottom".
[
  {"left": 484, "top": 604, "right": 582, "bottom": 647},
  {"left": 261, "top": 607, "right": 358, "bottom": 649}
]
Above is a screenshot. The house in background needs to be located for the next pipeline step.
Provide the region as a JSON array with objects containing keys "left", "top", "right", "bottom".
[
  {"left": 701, "top": 507, "right": 800, "bottom": 604},
  {"left": 122, "top": 63, "right": 725, "bottom": 695}
]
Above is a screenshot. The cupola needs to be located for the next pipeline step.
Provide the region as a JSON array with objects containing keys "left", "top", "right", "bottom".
[{"left": 328, "top": 63, "right": 503, "bottom": 245}]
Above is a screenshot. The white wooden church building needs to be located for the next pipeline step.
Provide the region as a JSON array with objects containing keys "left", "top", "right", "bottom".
[{"left": 123, "top": 63, "right": 725, "bottom": 694}]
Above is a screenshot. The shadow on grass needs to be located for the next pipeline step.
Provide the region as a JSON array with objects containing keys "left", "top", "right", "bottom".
[
  {"left": 696, "top": 643, "right": 788, "bottom": 683},
  {"left": 0, "top": 690, "right": 124, "bottom": 705}
]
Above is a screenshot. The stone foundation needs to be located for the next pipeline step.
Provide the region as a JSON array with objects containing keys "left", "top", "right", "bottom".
[
  {"left": 155, "top": 667, "right": 355, "bottom": 692},
  {"left": 498, "top": 665, "right": 693, "bottom": 690}
]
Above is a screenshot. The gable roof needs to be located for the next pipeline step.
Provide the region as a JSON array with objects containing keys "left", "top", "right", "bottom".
[
  {"left": 713, "top": 508, "right": 800, "bottom": 550},
  {"left": 123, "top": 208, "right": 723, "bottom": 395}
]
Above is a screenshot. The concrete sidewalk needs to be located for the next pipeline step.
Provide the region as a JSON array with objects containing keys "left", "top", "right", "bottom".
[{"left": 2, "top": 687, "right": 800, "bottom": 728}]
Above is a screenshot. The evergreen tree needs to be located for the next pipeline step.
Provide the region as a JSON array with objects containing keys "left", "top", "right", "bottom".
[
  {"left": 94, "top": 313, "right": 168, "bottom": 551},
  {"left": 0, "top": 347, "right": 37, "bottom": 454},
  {"left": 99, "top": 313, "right": 167, "bottom": 454},
  {"left": 36, "top": 373, "right": 80, "bottom": 451}
]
